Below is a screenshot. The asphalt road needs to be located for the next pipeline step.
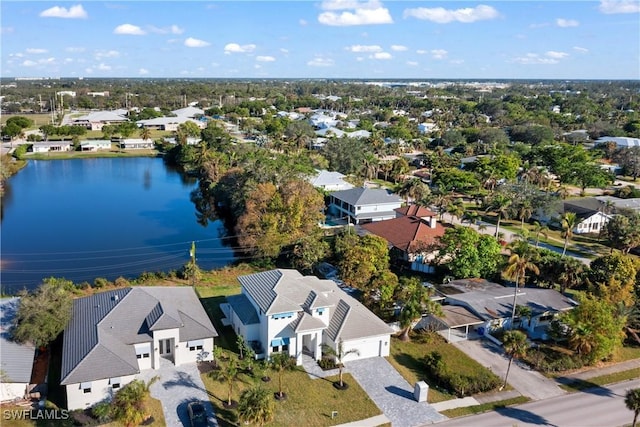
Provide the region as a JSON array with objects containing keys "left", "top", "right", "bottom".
[{"left": 434, "top": 378, "right": 640, "bottom": 427}]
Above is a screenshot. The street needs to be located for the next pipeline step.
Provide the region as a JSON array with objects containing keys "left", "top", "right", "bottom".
[{"left": 434, "top": 378, "right": 640, "bottom": 427}]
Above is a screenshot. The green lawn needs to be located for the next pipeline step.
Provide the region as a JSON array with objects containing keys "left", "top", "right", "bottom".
[
  {"left": 387, "top": 332, "right": 499, "bottom": 403},
  {"left": 557, "top": 368, "right": 640, "bottom": 393},
  {"left": 201, "top": 365, "right": 380, "bottom": 427}
]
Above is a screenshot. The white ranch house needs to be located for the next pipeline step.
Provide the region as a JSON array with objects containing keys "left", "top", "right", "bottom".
[
  {"left": 60, "top": 287, "right": 217, "bottom": 410},
  {"left": 223, "top": 269, "right": 392, "bottom": 366},
  {"left": 0, "top": 298, "right": 36, "bottom": 402}
]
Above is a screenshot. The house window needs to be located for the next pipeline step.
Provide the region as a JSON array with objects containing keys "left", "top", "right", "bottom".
[
  {"left": 316, "top": 308, "right": 325, "bottom": 315},
  {"left": 137, "top": 353, "right": 150, "bottom": 359},
  {"left": 83, "top": 387, "right": 91, "bottom": 394},
  {"left": 272, "top": 345, "right": 280, "bottom": 352},
  {"left": 81, "top": 382, "right": 92, "bottom": 394},
  {"left": 188, "top": 340, "right": 204, "bottom": 351},
  {"left": 110, "top": 378, "right": 121, "bottom": 389}
]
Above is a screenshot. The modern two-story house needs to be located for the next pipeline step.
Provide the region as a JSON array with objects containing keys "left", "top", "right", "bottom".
[
  {"left": 224, "top": 269, "right": 392, "bottom": 366},
  {"left": 60, "top": 287, "right": 217, "bottom": 410},
  {"left": 328, "top": 187, "right": 403, "bottom": 225}
]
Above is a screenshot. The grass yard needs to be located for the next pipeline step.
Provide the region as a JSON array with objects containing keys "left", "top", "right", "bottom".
[
  {"left": 439, "top": 396, "right": 530, "bottom": 418},
  {"left": 1, "top": 113, "right": 53, "bottom": 127},
  {"left": 387, "top": 332, "right": 499, "bottom": 403},
  {"left": 557, "top": 368, "right": 640, "bottom": 393},
  {"left": 201, "top": 366, "right": 380, "bottom": 427}
]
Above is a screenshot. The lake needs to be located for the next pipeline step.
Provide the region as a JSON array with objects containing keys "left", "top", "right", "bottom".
[{"left": 0, "top": 157, "right": 236, "bottom": 293}]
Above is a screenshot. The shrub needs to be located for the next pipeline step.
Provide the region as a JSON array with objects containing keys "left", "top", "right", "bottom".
[
  {"left": 318, "top": 357, "right": 337, "bottom": 370},
  {"left": 423, "top": 350, "right": 501, "bottom": 397}
]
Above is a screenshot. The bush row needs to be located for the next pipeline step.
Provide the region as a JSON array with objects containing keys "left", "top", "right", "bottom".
[{"left": 424, "top": 351, "right": 501, "bottom": 397}]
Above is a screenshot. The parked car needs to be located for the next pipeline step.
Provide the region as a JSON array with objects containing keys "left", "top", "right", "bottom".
[
  {"left": 187, "top": 401, "right": 208, "bottom": 427},
  {"left": 316, "top": 262, "right": 338, "bottom": 279}
]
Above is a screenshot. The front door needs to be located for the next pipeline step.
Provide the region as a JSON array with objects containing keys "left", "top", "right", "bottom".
[{"left": 159, "top": 339, "right": 173, "bottom": 360}]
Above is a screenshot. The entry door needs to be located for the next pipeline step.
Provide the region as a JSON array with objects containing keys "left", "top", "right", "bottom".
[{"left": 159, "top": 339, "right": 172, "bottom": 355}]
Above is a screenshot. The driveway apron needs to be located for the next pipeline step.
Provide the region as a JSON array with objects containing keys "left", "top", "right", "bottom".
[
  {"left": 138, "top": 359, "right": 218, "bottom": 426},
  {"left": 345, "top": 357, "right": 447, "bottom": 426}
]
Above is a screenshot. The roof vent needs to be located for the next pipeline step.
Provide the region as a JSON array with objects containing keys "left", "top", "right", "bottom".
[{"left": 112, "top": 294, "right": 119, "bottom": 301}]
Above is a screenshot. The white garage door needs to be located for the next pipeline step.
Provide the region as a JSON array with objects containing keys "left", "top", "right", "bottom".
[{"left": 343, "top": 338, "right": 382, "bottom": 361}]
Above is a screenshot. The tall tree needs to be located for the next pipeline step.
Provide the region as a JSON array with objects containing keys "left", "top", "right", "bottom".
[
  {"left": 626, "top": 388, "right": 640, "bottom": 427},
  {"left": 436, "top": 226, "right": 503, "bottom": 279},
  {"left": 12, "top": 278, "right": 74, "bottom": 347},
  {"left": 398, "top": 277, "right": 442, "bottom": 341},
  {"left": 560, "top": 212, "right": 577, "bottom": 257},
  {"left": 503, "top": 245, "right": 540, "bottom": 329},
  {"left": 500, "top": 330, "right": 528, "bottom": 391},
  {"left": 212, "top": 359, "right": 239, "bottom": 407},
  {"left": 485, "top": 193, "right": 512, "bottom": 239},
  {"left": 532, "top": 221, "right": 549, "bottom": 247},
  {"left": 111, "top": 376, "right": 159, "bottom": 427},
  {"left": 601, "top": 212, "right": 640, "bottom": 254},
  {"left": 269, "top": 352, "right": 296, "bottom": 399},
  {"left": 321, "top": 339, "right": 360, "bottom": 388}
]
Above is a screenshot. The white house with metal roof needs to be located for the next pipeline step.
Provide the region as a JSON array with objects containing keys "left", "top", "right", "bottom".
[
  {"left": 224, "top": 269, "right": 392, "bottom": 366},
  {"left": 308, "top": 170, "right": 354, "bottom": 192},
  {"left": 60, "top": 287, "right": 217, "bottom": 410},
  {"left": 0, "top": 298, "right": 36, "bottom": 402},
  {"left": 328, "top": 187, "right": 404, "bottom": 224}
]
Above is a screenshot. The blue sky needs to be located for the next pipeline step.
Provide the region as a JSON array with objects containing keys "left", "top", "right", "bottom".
[{"left": 2, "top": 1, "right": 639, "bottom": 79}]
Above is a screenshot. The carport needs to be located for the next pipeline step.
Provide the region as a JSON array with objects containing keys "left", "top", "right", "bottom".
[{"left": 431, "top": 305, "right": 484, "bottom": 342}]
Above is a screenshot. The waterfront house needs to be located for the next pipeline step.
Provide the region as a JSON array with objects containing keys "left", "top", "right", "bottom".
[
  {"left": 0, "top": 298, "right": 36, "bottom": 402},
  {"left": 223, "top": 269, "right": 392, "bottom": 365},
  {"left": 60, "top": 287, "right": 217, "bottom": 410},
  {"left": 328, "top": 187, "right": 403, "bottom": 225}
]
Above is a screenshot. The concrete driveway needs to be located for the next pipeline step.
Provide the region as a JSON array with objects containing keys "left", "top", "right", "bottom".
[
  {"left": 345, "top": 357, "right": 447, "bottom": 427},
  {"left": 453, "top": 338, "right": 566, "bottom": 401},
  {"left": 138, "top": 359, "right": 217, "bottom": 426}
]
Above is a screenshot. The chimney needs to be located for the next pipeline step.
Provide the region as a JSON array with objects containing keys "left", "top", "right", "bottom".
[{"left": 429, "top": 216, "right": 437, "bottom": 229}]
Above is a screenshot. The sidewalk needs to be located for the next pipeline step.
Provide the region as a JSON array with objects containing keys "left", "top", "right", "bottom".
[{"left": 560, "top": 358, "right": 640, "bottom": 381}]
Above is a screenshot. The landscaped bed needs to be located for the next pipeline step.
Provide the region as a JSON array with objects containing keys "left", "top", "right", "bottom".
[{"left": 388, "top": 331, "right": 501, "bottom": 403}]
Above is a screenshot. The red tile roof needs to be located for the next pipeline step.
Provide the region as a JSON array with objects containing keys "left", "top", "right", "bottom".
[
  {"left": 395, "top": 205, "right": 437, "bottom": 218},
  {"left": 361, "top": 216, "right": 445, "bottom": 253}
]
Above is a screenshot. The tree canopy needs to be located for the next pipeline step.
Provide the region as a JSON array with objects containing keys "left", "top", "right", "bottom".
[{"left": 436, "top": 226, "right": 503, "bottom": 279}]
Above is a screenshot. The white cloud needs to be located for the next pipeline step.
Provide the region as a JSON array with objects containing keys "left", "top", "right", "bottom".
[
  {"left": 513, "top": 53, "right": 559, "bottom": 65},
  {"left": 406, "top": 61, "right": 418, "bottom": 66},
  {"left": 22, "top": 60, "right": 37, "bottom": 67},
  {"left": 391, "top": 45, "right": 408, "bottom": 51},
  {"left": 40, "top": 4, "right": 87, "bottom": 19},
  {"left": 85, "top": 67, "right": 93, "bottom": 74},
  {"left": 149, "top": 24, "right": 185, "bottom": 34},
  {"left": 556, "top": 18, "right": 579, "bottom": 27},
  {"left": 65, "top": 46, "right": 85, "bottom": 53},
  {"left": 95, "top": 50, "right": 120, "bottom": 59},
  {"left": 403, "top": 5, "right": 499, "bottom": 23},
  {"left": 431, "top": 49, "right": 448, "bottom": 59},
  {"left": 416, "top": 49, "right": 428, "bottom": 55},
  {"left": 529, "top": 22, "right": 550, "bottom": 29},
  {"left": 346, "top": 44, "right": 382, "bottom": 53},
  {"left": 256, "top": 56, "right": 276, "bottom": 62},
  {"left": 573, "top": 46, "right": 589, "bottom": 53},
  {"left": 114, "top": 24, "right": 146, "bottom": 35},
  {"left": 307, "top": 56, "right": 334, "bottom": 67},
  {"left": 545, "top": 51, "right": 569, "bottom": 59},
  {"left": 97, "top": 63, "right": 111, "bottom": 71},
  {"left": 299, "top": 19, "right": 308, "bottom": 26},
  {"left": 280, "top": 48, "right": 289, "bottom": 54},
  {"left": 370, "top": 52, "right": 392, "bottom": 59},
  {"left": 318, "top": 1, "right": 393, "bottom": 26},
  {"left": 64, "top": 58, "right": 74, "bottom": 64},
  {"left": 26, "top": 48, "right": 48, "bottom": 54},
  {"left": 9, "top": 53, "right": 24, "bottom": 58},
  {"left": 224, "top": 43, "right": 256, "bottom": 54},
  {"left": 185, "top": 37, "right": 210, "bottom": 48},
  {"left": 450, "top": 59, "right": 465, "bottom": 65},
  {"left": 599, "top": 0, "right": 640, "bottom": 14},
  {"left": 254, "top": 64, "right": 262, "bottom": 69}
]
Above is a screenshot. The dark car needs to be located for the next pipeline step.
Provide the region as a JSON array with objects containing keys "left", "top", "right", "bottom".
[{"left": 187, "top": 401, "right": 208, "bottom": 427}]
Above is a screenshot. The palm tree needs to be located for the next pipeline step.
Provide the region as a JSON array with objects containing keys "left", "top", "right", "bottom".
[
  {"left": 212, "top": 358, "right": 239, "bottom": 407},
  {"left": 568, "top": 322, "right": 595, "bottom": 356},
  {"left": 238, "top": 385, "right": 275, "bottom": 427},
  {"left": 398, "top": 178, "right": 430, "bottom": 204},
  {"left": 140, "top": 127, "right": 152, "bottom": 143},
  {"left": 485, "top": 194, "right": 512, "bottom": 239},
  {"left": 111, "top": 376, "right": 159, "bottom": 427},
  {"left": 532, "top": 221, "right": 549, "bottom": 247},
  {"left": 398, "top": 278, "right": 442, "bottom": 341},
  {"left": 561, "top": 212, "right": 578, "bottom": 257},
  {"left": 557, "top": 257, "right": 585, "bottom": 294},
  {"left": 269, "top": 352, "right": 296, "bottom": 399},
  {"left": 627, "top": 388, "right": 640, "bottom": 427},
  {"left": 500, "top": 330, "right": 528, "bottom": 391},
  {"left": 446, "top": 198, "right": 465, "bottom": 224},
  {"left": 503, "top": 245, "right": 540, "bottom": 329},
  {"left": 516, "top": 199, "right": 534, "bottom": 228},
  {"left": 321, "top": 339, "right": 360, "bottom": 388}
]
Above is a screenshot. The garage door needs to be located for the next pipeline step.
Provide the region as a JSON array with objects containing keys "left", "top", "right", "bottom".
[{"left": 343, "top": 338, "right": 383, "bottom": 361}]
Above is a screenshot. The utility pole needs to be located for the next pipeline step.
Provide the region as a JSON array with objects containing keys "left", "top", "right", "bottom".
[{"left": 189, "top": 241, "right": 196, "bottom": 287}]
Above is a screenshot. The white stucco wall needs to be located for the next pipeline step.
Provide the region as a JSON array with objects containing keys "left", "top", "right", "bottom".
[
  {"left": 66, "top": 374, "right": 136, "bottom": 410},
  {"left": 152, "top": 328, "right": 180, "bottom": 367},
  {"left": 175, "top": 337, "right": 214, "bottom": 364},
  {"left": 0, "top": 382, "right": 29, "bottom": 402}
]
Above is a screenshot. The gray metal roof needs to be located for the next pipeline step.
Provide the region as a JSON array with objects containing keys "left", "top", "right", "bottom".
[
  {"left": 226, "top": 294, "right": 260, "bottom": 325},
  {"left": 237, "top": 269, "right": 392, "bottom": 342},
  {"left": 330, "top": 187, "right": 403, "bottom": 207},
  {"left": 0, "top": 298, "right": 36, "bottom": 384},
  {"left": 61, "top": 287, "right": 217, "bottom": 385}
]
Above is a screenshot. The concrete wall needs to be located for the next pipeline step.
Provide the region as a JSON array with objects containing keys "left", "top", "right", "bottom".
[
  {"left": 66, "top": 374, "right": 136, "bottom": 410},
  {"left": 0, "top": 383, "right": 29, "bottom": 402}
]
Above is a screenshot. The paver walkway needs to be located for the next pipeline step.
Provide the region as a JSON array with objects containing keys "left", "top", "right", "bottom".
[
  {"left": 345, "top": 357, "right": 447, "bottom": 426},
  {"left": 138, "top": 358, "right": 217, "bottom": 427}
]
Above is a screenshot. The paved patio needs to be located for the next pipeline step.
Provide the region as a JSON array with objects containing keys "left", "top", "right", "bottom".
[{"left": 138, "top": 358, "right": 217, "bottom": 426}]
